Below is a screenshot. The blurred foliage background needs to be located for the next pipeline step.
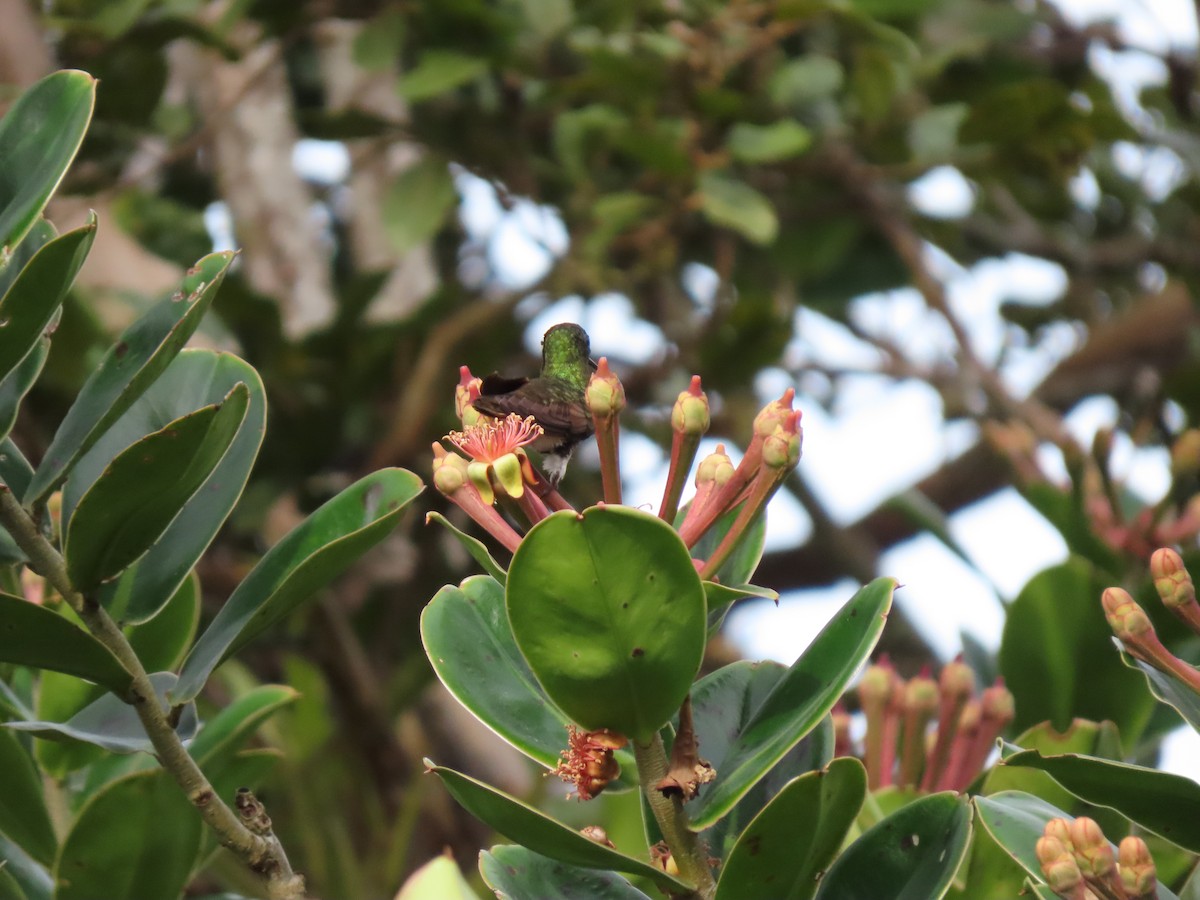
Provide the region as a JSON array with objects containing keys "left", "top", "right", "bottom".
[{"left": 5, "top": 0, "right": 1200, "bottom": 895}]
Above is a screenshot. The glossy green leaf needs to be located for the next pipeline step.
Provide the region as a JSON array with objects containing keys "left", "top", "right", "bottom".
[
  {"left": 507, "top": 506, "right": 706, "bottom": 742},
  {"left": 1003, "top": 748, "right": 1200, "bottom": 852},
  {"left": 422, "top": 575, "right": 566, "bottom": 767},
  {"left": 0, "top": 217, "right": 95, "bottom": 384},
  {"left": 187, "top": 684, "right": 298, "bottom": 766},
  {"left": 383, "top": 157, "right": 458, "bottom": 252},
  {"left": 684, "top": 661, "right": 834, "bottom": 861},
  {"left": 25, "top": 251, "right": 235, "bottom": 505},
  {"left": 399, "top": 51, "right": 487, "bottom": 101},
  {"left": 480, "top": 845, "right": 652, "bottom": 900},
  {"left": 698, "top": 173, "right": 779, "bottom": 245},
  {"left": 172, "top": 468, "right": 424, "bottom": 703},
  {"left": 815, "top": 792, "right": 971, "bottom": 900},
  {"left": 0, "top": 220, "right": 54, "bottom": 299},
  {"left": 727, "top": 120, "right": 812, "bottom": 163},
  {"left": 64, "top": 383, "right": 250, "bottom": 591},
  {"left": 7, "top": 672, "right": 196, "bottom": 754},
  {"left": 396, "top": 855, "right": 480, "bottom": 900},
  {"left": 31, "top": 672, "right": 105, "bottom": 777},
  {"left": 716, "top": 758, "right": 866, "bottom": 900},
  {"left": 0, "top": 438, "right": 33, "bottom": 500},
  {"left": 0, "top": 728, "right": 56, "bottom": 865},
  {"left": 93, "top": 351, "right": 266, "bottom": 623},
  {"left": 1120, "top": 649, "right": 1200, "bottom": 731},
  {"left": 0, "top": 865, "right": 26, "bottom": 900},
  {"left": 999, "top": 558, "right": 1154, "bottom": 739},
  {"left": 426, "top": 762, "right": 691, "bottom": 894},
  {"left": 0, "top": 592, "right": 130, "bottom": 693},
  {"left": 0, "top": 834, "right": 51, "bottom": 900},
  {"left": 974, "top": 792, "right": 1180, "bottom": 900},
  {"left": 704, "top": 582, "right": 778, "bottom": 617},
  {"left": 0, "top": 337, "right": 49, "bottom": 443},
  {"left": 425, "top": 511, "right": 506, "bottom": 584},
  {"left": 54, "top": 770, "right": 202, "bottom": 900},
  {"left": 689, "top": 578, "right": 895, "bottom": 829},
  {"left": 0, "top": 70, "right": 95, "bottom": 252}
]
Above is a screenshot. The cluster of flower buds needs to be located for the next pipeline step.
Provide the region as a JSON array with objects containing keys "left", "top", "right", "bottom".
[
  {"left": 838, "top": 655, "right": 1013, "bottom": 793},
  {"left": 433, "top": 360, "right": 802, "bottom": 580},
  {"left": 550, "top": 725, "right": 627, "bottom": 800},
  {"left": 1036, "top": 816, "right": 1158, "bottom": 900},
  {"left": 1101, "top": 548, "right": 1200, "bottom": 696}
]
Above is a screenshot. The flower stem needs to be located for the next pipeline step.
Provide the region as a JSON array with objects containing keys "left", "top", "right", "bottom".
[
  {"left": 0, "top": 485, "right": 307, "bottom": 899},
  {"left": 632, "top": 733, "right": 716, "bottom": 900}
]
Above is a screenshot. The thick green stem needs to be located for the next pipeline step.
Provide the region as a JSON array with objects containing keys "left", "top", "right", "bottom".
[
  {"left": 0, "top": 485, "right": 306, "bottom": 899},
  {"left": 632, "top": 734, "right": 716, "bottom": 900}
]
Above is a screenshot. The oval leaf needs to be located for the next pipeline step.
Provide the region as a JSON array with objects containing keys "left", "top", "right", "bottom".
[
  {"left": 53, "top": 769, "right": 202, "bottom": 900},
  {"left": 815, "top": 792, "right": 972, "bottom": 900},
  {"left": 425, "top": 511, "right": 507, "bottom": 584},
  {"left": 7, "top": 672, "right": 196, "bottom": 755},
  {"left": 0, "top": 337, "right": 49, "bottom": 443},
  {"left": 0, "top": 70, "right": 95, "bottom": 251},
  {"left": 0, "top": 216, "right": 95, "bottom": 384},
  {"left": 0, "top": 592, "right": 129, "bottom": 693},
  {"left": 172, "top": 468, "right": 424, "bottom": 703},
  {"left": 25, "top": 251, "right": 235, "bottom": 505},
  {"left": 727, "top": 120, "right": 813, "bottom": 164},
  {"left": 426, "top": 762, "right": 690, "bottom": 894},
  {"left": 188, "top": 684, "right": 298, "bottom": 767},
  {"left": 507, "top": 506, "right": 706, "bottom": 742},
  {"left": 64, "top": 383, "right": 250, "bottom": 591},
  {"left": 717, "top": 758, "right": 866, "bottom": 900},
  {"left": 422, "top": 575, "right": 567, "bottom": 767},
  {"left": 1003, "top": 748, "right": 1200, "bottom": 852},
  {"left": 698, "top": 173, "right": 779, "bottom": 245},
  {"left": 689, "top": 577, "right": 894, "bottom": 830},
  {"left": 93, "top": 351, "right": 266, "bottom": 623},
  {"left": 0, "top": 727, "right": 57, "bottom": 866},
  {"left": 480, "top": 845, "right": 653, "bottom": 900}
]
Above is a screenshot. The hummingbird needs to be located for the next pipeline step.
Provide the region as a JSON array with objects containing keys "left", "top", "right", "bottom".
[{"left": 472, "top": 323, "right": 596, "bottom": 485}]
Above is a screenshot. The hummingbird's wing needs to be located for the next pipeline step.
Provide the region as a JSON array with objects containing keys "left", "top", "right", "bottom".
[
  {"left": 473, "top": 381, "right": 593, "bottom": 440},
  {"left": 479, "top": 372, "right": 529, "bottom": 395}
]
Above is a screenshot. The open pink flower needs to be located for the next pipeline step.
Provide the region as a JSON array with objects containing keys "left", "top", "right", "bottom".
[{"left": 444, "top": 413, "right": 543, "bottom": 504}]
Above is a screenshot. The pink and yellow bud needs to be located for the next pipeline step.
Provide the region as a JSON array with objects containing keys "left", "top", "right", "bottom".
[
  {"left": 1036, "top": 834, "right": 1083, "bottom": 893},
  {"left": 1151, "top": 547, "right": 1196, "bottom": 610},
  {"left": 1068, "top": 817, "right": 1113, "bottom": 876},
  {"left": 981, "top": 678, "right": 1015, "bottom": 726},
  {"left": 586, "top": 357, "right": 626, "bottom": 418},
  {"left": 696, "top": 445, "right": 735, "bottom": 488},
  {"left": 431, "top": 444, "right": 469, "bottom": 495},
  {"left": 753, "top": 387, "right": 795, "bottom": 438},
  {"left": 762, "top": 411, "right": 803, "bottom": 471},
  {"left": 904, "top": 670, "right": 939, "bottom": 716},
  {"left": 1118, "top": 836, "right": 1157, "bottom": 897},
  {"left": 1102, "top": 587, "right": 1154, "bottom": 643},
  {"left": 671, "top": 376, "right": 710, "bottom": 436},
  {"left": 455, "top": 365, "right": 483, "bottom": 420},
  {"left": 939, "top": 657, "right": 976, "bottom": 701}
]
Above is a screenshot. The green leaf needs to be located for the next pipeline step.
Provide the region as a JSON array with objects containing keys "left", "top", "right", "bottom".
[
  {"left": 6, "top": 672, "right": 196, "bottom": 754},
  {"left": 383, "top": 157, "right": 458, "bottom": 252},
  {"left": 681, "top": 501, "right": 767, "bottom": 588},
  {"left": 1120, "top": 649, "right": 1200, "bottom": 731},
  {"left": 0, "top": 592, "right": 130, "bottom": 693},
  {"left": 974, "top": 792, "right": 1179, "bottom": 900},
  {"left": 396, "top": 854, "right": 481, "bottom": 900},
  {"left": 999, "top": 558, "right": 1155, "bottom": 740},
  {"left": 93, "top": 351, "right": 266, "bottom": 623},
  {"left": 684, "top": 661, "right": 834, "bottom": 861},
  {"left": 0, "top": 337, "right": 49, "bottom": 443},
  {"left": 698, "top": 173, "right": 779, "bottom": 245},
  {"left": 53, "top": 770, "right": 203, "bottom": 900},
  {"left": 64, "top": 383, "right": 250, "bottom": 591},
  {"left": 815, "top": 793, "right": 972, "bottom": 899},
  {"left": 727, "top": 120, "right": 812, "bottom": 164},
  {"left": 0, "top": 728, "right": 56, "bottom": 866},
  {"left": 0, "top": 217, "right": 95, "bottom": 384},
  {"left": 480, "top": 845, "right": 652, "bottom": 900},
  {"left": 688, "top": 578, "right": 894, "bottom": 829},
  {"left": 769, "top": 57, "right": 844, "bottom": 109},
  {"left": 188, "top": 684, "right": 298, "bottom": 766},
  {"left": 0, "top": 70, "right": 95, "bottom": 251},
  {"left": 0, "top": 834, "right": 52, "bottom": 900},
  {"left": 25, "top": 251, "right": 235, "bottom": 505},
  {"left": 172, "top": 469, "right": 424, "bottom": 703},
  {"left": 506, "top": 506, "right": 707, "bottom": 742},
  {"left": 426, "top": 762, "right": 691, "bottom": 894},
  {"left": 425, "top": 511, "right": 507, "bottom": 584},
  {"left": 399, "top": 51, "right": 487, "bottom": 101},
  {"left": 704, "top": 582, "right": 778, "bottom": 618},
  {"left": 1003, "top": 748, "right": 1200, "bottom": 852},
  {"left": 716, "top": 758, "right": 866, "bottom": 900},
  {"left": 0, "top": 219, "right": 54, "bottom": 301},
  {"left": 126, "top": 573, "right": 200, "bottom": 673},
  {"left": 422, "top": 576, "right": 566, "bottom": 767}
]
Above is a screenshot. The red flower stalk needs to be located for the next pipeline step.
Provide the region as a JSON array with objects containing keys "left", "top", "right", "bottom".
[
  {"left": 1103, "top": 586, "right": 1200, "bottom": 695},
  {"left": 948, "top": 678, "right": 1013, "bottom": 791},
  {"left": 431, "top": 443, "right": 523, "bottom": 553},
  {"left": 831, "top": 702, "right": 853, "bottom": 759},
  {"left": 921, "top": 656, "right": 975, "bottom": 791},
  {"left": 898, "top": 667, "right": 938, "bottom": 788},
  {"left": 659, "top": 376, "right": 710, "bottom": 525},
  {"left": 551, "top": 725, "right": 627, "bottom": 800},
  {"left": 587, "top": 357, "right": 625, "bottom": 505},
  {"left": 859, "top": 657, "right": 896, "bottom": 790}
]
